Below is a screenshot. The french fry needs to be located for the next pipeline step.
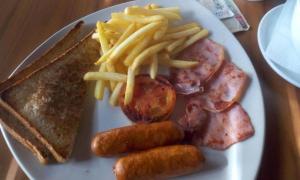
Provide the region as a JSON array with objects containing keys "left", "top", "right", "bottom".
[
  {"left": 105, "top": 80, "right": 112, "bottom": 93},
  {"left": 153, "top": 18, "right": 168, "bottom": 40},
  {"left": 125, "top": 7, "right": 181, "bottom": 20},
  {"left": 106, "top": 63, "right": 117, "bottom": 90},
  {"left": 104, "top": 28, "right": 121, "bottom": 35},
  {"left": 106, "top": 63, "right": 116, "bottom": 74},
  {"left": 110, "top": 22, "right": 136, "bottom": 44},
  {"left": 167, "top": 23, "right": 199, "bottom": 33},
  {"left": 185, "top": 29, "right": 209, "bottom": 45},
  {"left": 172, "top": 29, "right": 209, "bottom": 55},
  {"left": 114, "top": 23, "right": 137, "bottom": 45},
  {"left": 163, "top": 26, "right": 200, "bottom": 40},
  {"left": 165, "top": 37, "right": 186, "bottom": 52},
  {"left": 94, "top": 63, "right": 107, "bottom": 100},
  {"left": 131, "top": 41, "right": 170, "bottom": 71},
  {"left": 157, "top": 11, "right": 181, "bottom": 20},
  {"left": 95, "top": 49, "right": 112, "bottom": 65},
  {"left": 83, "top": 72, "right": 127, "bottom": 82},
  {"left": 109, "top": 82, "right": 124, "bottom": 106},
  {"left": 93, "top": 32, "right": 118, "bottom": 45},
  {"left": 160, "top": 59, "right": 199, "bottom": 68},
  {"left": 89, "top": 5, "right": 210, "bottom": 107},
  {"left": 109, "top": 39, "right": 117, "bottom": 48},
  {"left": 154, "top": 7, "right": 180, "bottom": 14},
  {"left": 143, "top": 4, "right": 160, "bottom": 10},
  {"left": 93, "top": 28, "right": 121, "bottom": 40},
  {"left": 102, "top": 22, "right": 124, "bottom": 33},
  {"left": 150, "top": 54, "right": 158, "bottom": 79},
  {"left": 96, "top": 22, "right": 110, "bottom": 54},
  {"left": 124, "top": 67, "right": 135, "bottom": 105},
  {"left": 106, "top": 19, "right": 131, "bottom": 32},
  {"left": 112, "top": 13, "right": 166, "bottom": 24},
  {"left": 105, "top": 31, "right": 121, "bottom": 40},
  {"left": 144, "top": 4, "right": 152, "bottom": 9},
  {"left": 107, "top": 22, "right": 161, "bottom": 64},
  {"left": 123, "top": 36, "right": 151, "bottom": 66},
  {"left": 95, "top": 23, "right": 136, "bottom": 65},
  {"left": 150, "top": 4, "right": 160, "bottom": 9}
]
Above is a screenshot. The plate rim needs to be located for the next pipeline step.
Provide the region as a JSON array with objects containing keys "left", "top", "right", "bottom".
[{"left": 1, "top": 0, "right": 265, "bottom": 179}]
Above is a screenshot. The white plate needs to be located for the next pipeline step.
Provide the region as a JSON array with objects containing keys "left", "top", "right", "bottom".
[
  {"left": 257, "top": 4, "right": 300, "bottom": 88},
  {"left": 1, "top": 0, "right": 265, "bottom": 179}
]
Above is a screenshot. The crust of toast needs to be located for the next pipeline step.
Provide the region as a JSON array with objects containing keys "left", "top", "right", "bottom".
[
  {"left": 0, "top": 21, "right": 98, "bottom": 163},
  {"left": 0, "top": 21, "right": 84, "bottom": 93},
  {"left": 0, "top": 99, "right": 51, "bottom": 164}
]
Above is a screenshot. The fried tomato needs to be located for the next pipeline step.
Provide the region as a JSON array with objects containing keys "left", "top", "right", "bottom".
[{"left": 119, "top": 75, "right": 176, "bottom": 123}]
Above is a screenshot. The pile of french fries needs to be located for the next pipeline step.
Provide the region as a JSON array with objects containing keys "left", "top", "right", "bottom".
[{"left": 84, "top": 4, "right": 209, "bottom": 106}]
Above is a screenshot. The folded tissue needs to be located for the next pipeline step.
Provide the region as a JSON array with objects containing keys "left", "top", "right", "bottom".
[{"left": 265, "top": 0, "right": 300, "bottom": 74}]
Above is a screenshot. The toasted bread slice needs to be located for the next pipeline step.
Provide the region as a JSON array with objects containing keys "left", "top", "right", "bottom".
[
  {"left": 0, "top": 22, "right": 84, "bottom": 164},
  {"left": 0, "top": 23, "right": 100, "bottom": 163}
]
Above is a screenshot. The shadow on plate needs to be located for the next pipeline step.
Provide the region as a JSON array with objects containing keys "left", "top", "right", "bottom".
[{"left": 201, "top": 149, "right": 228, "bottom": 172}]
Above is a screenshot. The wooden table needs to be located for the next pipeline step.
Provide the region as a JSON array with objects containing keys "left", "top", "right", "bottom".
[{"left": 1, "top": 0, "right": 299, "bottom": 179}]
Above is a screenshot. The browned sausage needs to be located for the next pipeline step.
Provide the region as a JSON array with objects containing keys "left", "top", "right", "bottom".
[
  {"left": 113, "top": 145, "right": 205, "bottom": 180},
  {"left": 91, "top": 121, "right": 184, "bottom": 156}
]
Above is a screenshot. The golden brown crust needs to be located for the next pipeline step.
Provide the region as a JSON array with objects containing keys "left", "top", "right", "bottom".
[
  {"left": 0, "top": 21, "right": 84, "bottom": 93},
  {"left": 1, "top": 33, "right": 99, "bottom": 162},
  {"left": 114, "top": 145, "right": 205, "bottom": 180},
  {"left": 0, "top": 22, "right": 100, "bottom": 163},
  {"left": 0, "top": 22, "right": 84, "bottom": 164},
  {"left": 0, "top": 99, "right": 52, "bottom": 164},
  {"left": 91, "top": 121, "right": 184, "bottom": 156},
  {"left": 0, "top": 101, "right": 51, "bottom": 163},
  {"left": 119, "top": 75, "right": 176, "bottom": 123}
]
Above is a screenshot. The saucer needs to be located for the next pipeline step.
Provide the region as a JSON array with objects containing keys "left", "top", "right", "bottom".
[{"left": 257, "top": 4, "right": 300, "bottom": 88}]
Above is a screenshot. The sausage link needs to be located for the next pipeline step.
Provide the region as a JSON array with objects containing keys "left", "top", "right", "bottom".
[
  {"left": 91, "top": 121, "right": 184, "bottom": 156},
  {"left": 114, "top": 145, "right": 205, "bottom": 180}
]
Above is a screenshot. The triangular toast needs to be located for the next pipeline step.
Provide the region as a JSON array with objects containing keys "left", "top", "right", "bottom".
[
  {"left": 0, "top": 21, "right": 85, "bottom": 164},
  {"left": 0, "top": 22, "right": 99, "bottom": 163}
]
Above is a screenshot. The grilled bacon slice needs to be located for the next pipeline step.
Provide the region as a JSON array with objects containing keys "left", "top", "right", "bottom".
[{"left": 170, "top": 39, "right": 225, "bottom": 95}]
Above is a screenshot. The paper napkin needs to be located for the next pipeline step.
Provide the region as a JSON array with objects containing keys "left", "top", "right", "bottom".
[{"left": 265, "top": 0, "right": 300, "bottom": 74}]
